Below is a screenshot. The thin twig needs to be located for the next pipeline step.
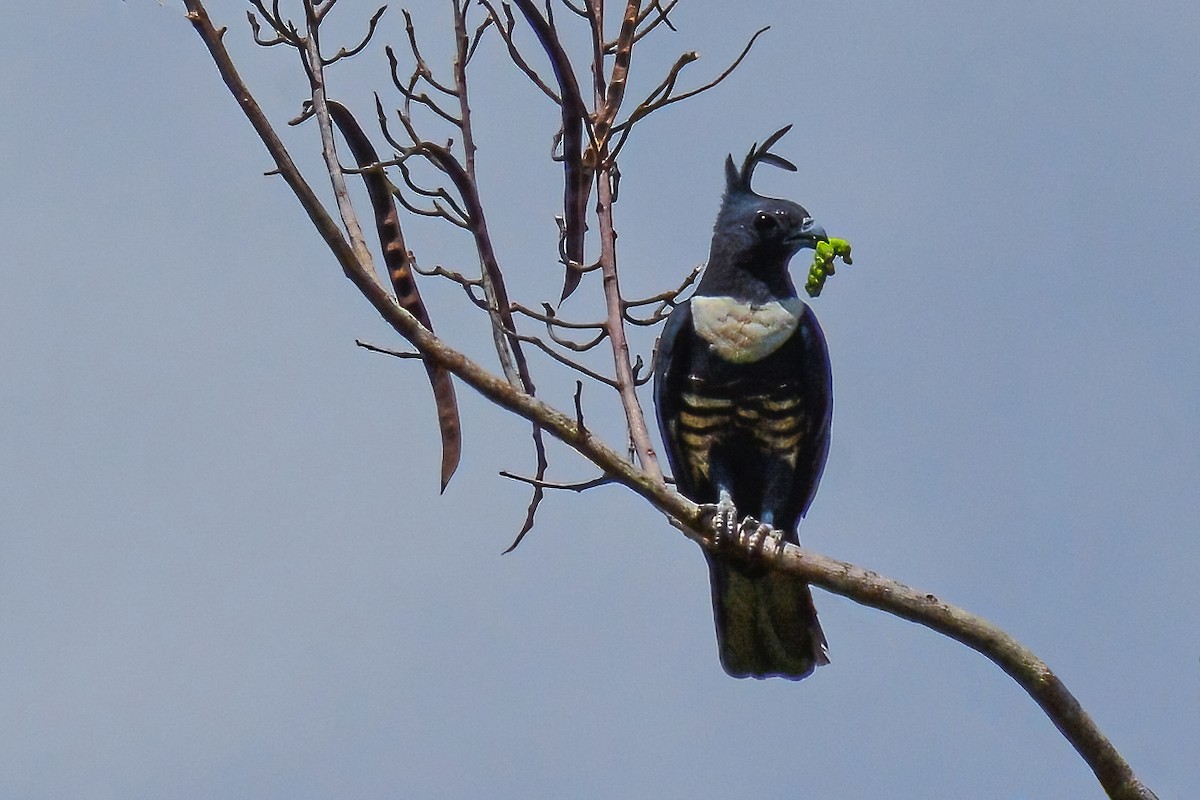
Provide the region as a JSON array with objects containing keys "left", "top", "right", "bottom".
[
  {"left": 323, "top": 4, "right": 386, "bottom": 64},
  {"left": 610, "top": 26, "right": 770, "bottom": 161},
  {"left": 623, "top": 263, "right": 701, "bottom": 307},
  {"left": 630, "top": 0, "right": 677, "bottom": 43},
  {"left": 508, "top": 330, "right": 617, "bottom": 387},
  {"left": 499, "top": 471, "right": 614, "bottom": 492},
  {"left": 623, "top": 264, "right": 700, "bottom": 325},
  {"left": 300, "top": 3, "right": 384, "bottom": 290},
  {"left": 512, "top": 302, "right": 607, "bottom": 330},
  {"left": 559, "top": 0, "right": 588, "bottom": 19},
  {"left": 356, "top": 339, "right": 421, "bottom": 358},
  {"left": 385, "top": 44, "right": 464, "bottom": 127},
  {"left": 629, "top": 353, "right": 652, "bottom": 386},
  {"left": 477, "top": 0, "right": 561, "bottom": 103},
  {"left": 572, "top": 380, "right": 587, "bottom": 432},
  {"left": 401, "top": 9, "right": 459, "bottom": 96}
]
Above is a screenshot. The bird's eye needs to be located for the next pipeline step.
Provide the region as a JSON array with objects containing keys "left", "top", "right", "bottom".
[{"left": 753, "top": 212, "right": 777, "bottom": 232}]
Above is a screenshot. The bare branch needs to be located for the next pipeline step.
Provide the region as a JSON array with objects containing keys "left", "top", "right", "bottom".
[
  {"left": 464, "top": 15, "right": 494, "bottom": 67},
  {"left": 246, "top": 10, "right": 294, "bottom": 47},
  {"left": 603, "top": 0, "right": 674, "bottom": 51},
  {"left": 571, "top": 0, "right": 663, "bottom": 479},
  {"left": 312, "top": 0, "right": 338, "bottom": 24},
  {"left": 511, "top": 302, "right": 612, "bottom": 354},
  {"left": 446, "top": 1, "right": 553, "bottom": 545},
  {"left": 291, "top": 5, "right": 384, "bottom": 294},
  {"left": 627, "top": 50, "right": 695, "bottom": 117},
  {"left": 385, "top": 44, "right": 464, "bottom": 127},
  {"left": 502, "top": 413, "right": 550, "bottom": 554},
  {"left": 394, "top": 162, "right": 471, "bottom": 228},
  {"left": 400, "top": 10, "right": 459, "bottom": 97},
  {"left": 355, "top": 339, "right": 422, "bottom": 358},
  {"left": 412, "top": 262, "right": 490, "bottom": 309},
  {"left": 546, "top": 324, "right": 607, "bottom": 352},
  {"left": 630, "top": 354, "right": 653, "bottom": 387},
  {"left": 583, "top": 0, "right": 606, "bottom": 101},
  {"left": 507, "top": 332, "right": 617, "bottom": 387},
  {"left": 572, "top": 380, "right": 587, "bottom": 432},
  {"left": 554, "top": 215, "right": 604, "bottom": 278},
  {"left": 594, "top": 167, "right": 662, "bottom": 478},
  {"left": 559, "top": 0, "right": 588, "bottom": 18},
  {"left": 477, "top": 1, "right": 561, "bottom": 103},
  {"left": 182, "top": 2, "right": 358, "bottom": 299},
  {"left": 499, "top": 471, "right": 614, "bottom": 492},
  {"left": 670, "top": 522, "right": 1163, "bottom": 800},
  {"left": 511, "top": 302, "right": 606, "bottom": 330},
  {"left": 622, "top": 263, "right": 700, "bottom": 327},
  {"left": 623, "top": 304, "right": 673, "bottom": 326},
  {"left": 631, "top": 0, "right": 678, "bottom": 43},
  {"left": 366, "top": 96, "right": 472, "bottom": 228},
  {"left": 415, "top": 6, "right": 526, "bottom": 391},
  {"left": 610, "top": 26, "right": 770, "bottom": 160},
  {"left": 623, "top": 263, "right": 701, "bottom": 309},
  {"left": 247, "top": 0, "right": 301, "bottom": 47},
  {"left": 323, "top": 4, "right": 387, "bottom": 65},
  {"left": 590, "top": 0, "right": 640, "bottom": 149}
]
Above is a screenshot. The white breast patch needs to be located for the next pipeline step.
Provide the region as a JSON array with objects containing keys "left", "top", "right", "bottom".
[{"left": 690, "top": 295, "right": 805, "bottom": 363}]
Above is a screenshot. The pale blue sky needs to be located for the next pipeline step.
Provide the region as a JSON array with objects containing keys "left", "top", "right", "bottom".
[{"left": 2, "top": 2, "right": 1197, "bottom": 797}]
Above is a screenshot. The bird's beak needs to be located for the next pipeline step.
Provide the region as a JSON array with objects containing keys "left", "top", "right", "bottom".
[{"left": 788, "top": 218, "right": 828, "bottom": 249}]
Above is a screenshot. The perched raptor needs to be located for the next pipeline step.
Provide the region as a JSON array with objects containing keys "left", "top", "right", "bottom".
[{"left": 654, "top": 127, "right": 833, "bottom": 680}]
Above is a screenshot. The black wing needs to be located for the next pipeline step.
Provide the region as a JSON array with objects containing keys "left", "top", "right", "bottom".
[
  {"left": 653, "top": 301, "right": 697, "bottom": 496},
  {"left": 777, "top": 305, "right": 833, "bottom": 532}
]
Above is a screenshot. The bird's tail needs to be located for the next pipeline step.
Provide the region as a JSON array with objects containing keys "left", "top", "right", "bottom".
[{"left": 706, "top": 554, "right": 829, "bottom": 680}]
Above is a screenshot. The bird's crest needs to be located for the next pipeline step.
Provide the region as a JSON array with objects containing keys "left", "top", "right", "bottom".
[{"left": 724, "top": 125, "right": 798, "bottom": 196}]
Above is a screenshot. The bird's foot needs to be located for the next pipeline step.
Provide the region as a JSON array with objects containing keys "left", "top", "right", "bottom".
[
  {"left": 734, "top": 517, "right": 787, "bottom": 561},
  {"left": 700, "top": 492, "right": 787, "bottom": 565}
]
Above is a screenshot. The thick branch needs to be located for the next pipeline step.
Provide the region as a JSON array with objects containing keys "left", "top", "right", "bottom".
[{"left": 757, "top": 541, "right": 1157, "bottom": 800}]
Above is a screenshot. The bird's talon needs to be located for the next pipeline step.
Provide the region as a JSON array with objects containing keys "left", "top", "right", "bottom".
[
  {"left": 773, "top": 528, "right": 788, "bottom": 558},
  {"left": 709, "top": 492, "right": 739, "bottom": 550},
  {"left": 733, "top": 518, "right": 782, "bottom": 562},
  {"left": 752, "top": 522, "right": 775, "bottom": 557},
  {"left": 735, "top": 516, "right": 761, "bottom": 551},
  {"left": 700, "top": 498, "right": 739, "bottom": 551}
]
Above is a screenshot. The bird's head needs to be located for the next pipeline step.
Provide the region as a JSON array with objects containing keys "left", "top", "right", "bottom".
[{"left": 711, "top": 126, "right": 827, "bottom": 266}]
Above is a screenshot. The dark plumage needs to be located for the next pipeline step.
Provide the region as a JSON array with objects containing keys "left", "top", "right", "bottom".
[{"left": 654, "top": 127, "right": 833, "bottom": 680}]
